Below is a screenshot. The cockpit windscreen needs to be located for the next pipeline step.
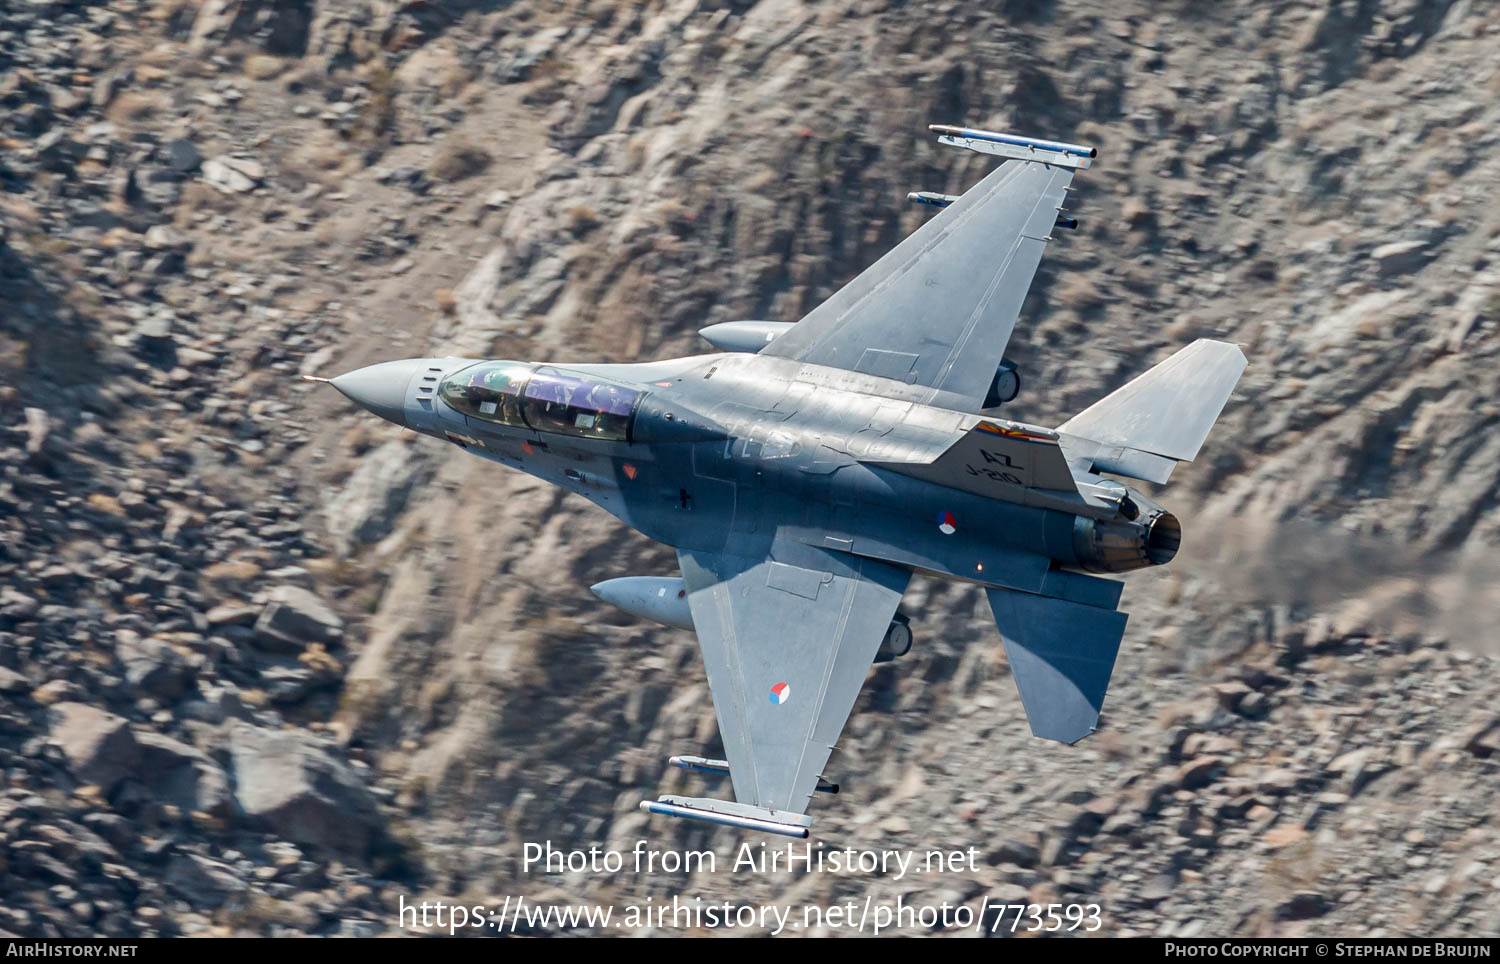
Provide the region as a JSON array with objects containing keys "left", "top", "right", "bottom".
[
  {"left": 438, "top": 362, "right": 641, "bottom": 442},
  {"left": 438, "top": 361, "right": 532, "bottom": 428}
]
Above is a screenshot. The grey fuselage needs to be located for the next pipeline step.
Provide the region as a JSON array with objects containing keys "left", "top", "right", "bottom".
[{"left": 380, "top": 352, "right": 1153, "bottom": 599}]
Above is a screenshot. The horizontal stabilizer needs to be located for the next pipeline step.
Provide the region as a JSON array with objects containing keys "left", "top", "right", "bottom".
[
  {"left": 867, "top": 419, "right": 1078, "bottom": 497},
  {"left": 987, "top": 587, "right": 1127, "bottom": 744},
  {"left": 1058, "top": 340, "right": 1246, "bottom": 477}
]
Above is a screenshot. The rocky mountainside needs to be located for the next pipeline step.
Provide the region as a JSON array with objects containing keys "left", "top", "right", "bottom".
[{"left": 2, "top": 0, "right": 1498, "bottom": 937}]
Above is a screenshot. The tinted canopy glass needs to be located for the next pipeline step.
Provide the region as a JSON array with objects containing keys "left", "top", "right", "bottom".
[
  {"left": 438, "top": 361, "right": 533, "bottom": 428},
  {"left": 438, "top": 362, "right": 641, "bottom": 441},
  {"left": 521, "top": 367, "right": 640, "bottom": 441}
]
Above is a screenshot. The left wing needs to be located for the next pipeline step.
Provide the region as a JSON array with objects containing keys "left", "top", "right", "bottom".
[
  {"left": 758, "top": 155, "right": 1077, "bottom": 411},
  {"left": 674, "top": 549, "right": 910, "bottom": 818}
]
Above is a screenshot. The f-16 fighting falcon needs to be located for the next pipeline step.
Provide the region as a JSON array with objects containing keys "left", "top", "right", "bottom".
[{"left": 309, "top": 125, "right": 1246, "bottom": 838}]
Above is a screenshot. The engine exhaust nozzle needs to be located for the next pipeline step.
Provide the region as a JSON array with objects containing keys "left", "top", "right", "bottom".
[{"left": 1070, "top": 489, "right": 1181, "bottom": 573}]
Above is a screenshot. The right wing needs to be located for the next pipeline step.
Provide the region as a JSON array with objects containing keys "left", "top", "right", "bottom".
[
  {"left": 759, "top": 158, "right": 1076, "bottom": 412},
  {"left": 676, "top": 548, "right": 910, "bottom": 817}
]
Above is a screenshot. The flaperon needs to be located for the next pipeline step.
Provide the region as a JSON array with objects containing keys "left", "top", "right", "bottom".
[{"left": 312, "top": 125, "right": 1246, "bottom": 838}]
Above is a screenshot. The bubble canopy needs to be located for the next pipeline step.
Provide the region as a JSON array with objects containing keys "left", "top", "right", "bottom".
[{"left": 438, "top": 361, "right": 643, "bottom": 442}]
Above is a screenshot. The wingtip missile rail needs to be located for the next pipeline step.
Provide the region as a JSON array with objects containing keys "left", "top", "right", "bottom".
[
  {"left": 640, "top": 796, "right": 813, "bottom": 838},
  {"left": 929, "top": 124, "right": 1097, "bottom": 170}
]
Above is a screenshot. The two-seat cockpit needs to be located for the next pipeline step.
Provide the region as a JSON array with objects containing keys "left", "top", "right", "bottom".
[{"left": 438, "top": 361, "right": 643, "bottom": 442}]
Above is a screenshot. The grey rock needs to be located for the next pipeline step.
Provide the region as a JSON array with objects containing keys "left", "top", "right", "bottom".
[
  {"left": 132, "top": 314, "right": 175, "bottom": 346},
  {"left": 0, "top": 587, "right": 40, "bottom": 620},
  {"left": 117, "top": 634, "right": 191, "bottom": 700},
  {"left": 1142, "top": 872, "right": 1177, "bottom": 906},
  {"left": 1176, "top": 756, "right": 1224, "bottom": 791},
  {"left": 322, "top": 438, "right": 431, "bottom": 556},
  {"left": 48, "top": 703, "right": 139, "bottom": 792},
  {"left": 143, "top": 224, "right": 191, "bottom": 252},
  {"left": 201, "top": 156, "right": 259, "bottom": 193},
  {"left": 164, "top": 852, "right": 247, "bottom": 908},
  {"left": 204, "top": 604, "right": 259, "bottom": 628},
  {"left": 135, "top": 731, "right": 232, "bottom": 817},
  {"left": 263, "top": 665, "right": 320, "bottom": 705},
  {"left": 35, "top": 130, "right": 84, "bottom": 173},
  {"left": 252, "top": 585, "right": 343, "bottom": 652},
  {"left": 22, "top": 407, "right": 50, "bottom": 457},
  {"left": 227, "top": 721, "right": 380, "bottom": 854},
  {"left": 0, "top": 666, "right": 27, "bottom": 693},
  {"left": 81, "top": 812, "right": 136, "bottom": 853},
  {"left": 1371, "top": 239, "right": 1430, "bottom": 276},
  {"left": 166, "top": 138, "right": 202, "bottom": 174}
]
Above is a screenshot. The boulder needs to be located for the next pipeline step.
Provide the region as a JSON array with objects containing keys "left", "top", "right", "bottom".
[
  {"left": 48, "top": 703, "right": 140, "bottom": 792},
  {"left": 1175, "top": 756, "right": 1224, "bottom": 791},
  {"left": 117, "top": 633, "right": 191, "bottom": 700},
  {"left": 253, "top": 585, "right": 343, "bottom": 652},
  {"left": 165, "top": 138, "right": 201, "bottom": 174},
  {"left": 201, "top": 155, "right": 260, "bottom": 193},
  {"left": 0, "top": 666, "right": 28, "bottom": 694},
  {"left": 227, "top": 721, "right": 380, "bottom": 854},
  {"left": 143, "top": 224, "right": 191, "bottom": 251},
  {"left": 164, "top": 852, "right": 247, "bottom": 908},
  {"left": 136, "top": 731, "right": 233, "bottom": 817},
  {"left": 1372, "top": 239, "right": 1429, "bottom": 276}
]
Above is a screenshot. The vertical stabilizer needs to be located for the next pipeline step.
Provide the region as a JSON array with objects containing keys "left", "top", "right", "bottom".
[{"left": 1057, "top": 340, "right": 1246, "bottom": 484}]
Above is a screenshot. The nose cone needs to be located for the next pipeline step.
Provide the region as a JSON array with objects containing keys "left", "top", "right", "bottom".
[{"left": 330, "top": 358, "right": 426, "bottom": 427}]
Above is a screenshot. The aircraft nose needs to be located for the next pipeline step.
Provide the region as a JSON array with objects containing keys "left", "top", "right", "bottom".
[{"left": 329, "top": 358, "right": 427, "bottom": 427}]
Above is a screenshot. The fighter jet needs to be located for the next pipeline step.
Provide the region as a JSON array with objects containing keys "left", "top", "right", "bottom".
[{"left": 311, "top": 125, "right": 1245, "bottom": 838}]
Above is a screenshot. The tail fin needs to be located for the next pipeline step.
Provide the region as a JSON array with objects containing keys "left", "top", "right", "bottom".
[
  {"left": 866, "top": 419, "right": 1079, "bottom": 497},
  {"left": 1058, "top": 339, "right": 1246, "bottom": 485}
]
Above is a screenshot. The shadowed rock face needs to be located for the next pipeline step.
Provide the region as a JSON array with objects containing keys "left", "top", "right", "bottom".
[{"left": 1, "top": 0, "right": 1499, "bottom": 939}]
